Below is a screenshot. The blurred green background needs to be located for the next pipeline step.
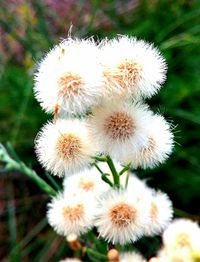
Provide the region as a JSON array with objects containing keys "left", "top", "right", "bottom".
[{"left": 0, "top": 0, "right": 200, "bottom": 261}]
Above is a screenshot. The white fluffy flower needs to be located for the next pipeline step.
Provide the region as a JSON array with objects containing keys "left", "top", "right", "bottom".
[
  {"left": 162, "top": 219, "right": 200, "bottom": 251},
  {"left": 35, "top": 119, "right": 95, "bottom": 177},
  {"left": 157, "top": 247, "right": 193, "bottom": 262},
  {"left": 129, "top": 114, "right": 174, "bottom": 169},
  {"left": 63, "top": 167, "right": 109, "bottom": 196},
  {"left": 34, "top": 38, "right": 103, "bottom": 115},
  {"left": 60, "top": 259, "right": 82, "bottom": 262},
  {"left": 87, "top": 101, "right": 153, "bottom": 163},
  {"left": 95, "top": 189, "right": 150, "bottom": 244},
  {"left": 120, "top": 251, "right": 147, "bottom": 262},
  {"left": 144, "top": 190, "right": 173, "bottom": 236},
  {"left": 100, "top": 35, "right": 167, "bottom": 100},
  {"left": 47, "top": 192, "right": 96, "bottom": 237}
]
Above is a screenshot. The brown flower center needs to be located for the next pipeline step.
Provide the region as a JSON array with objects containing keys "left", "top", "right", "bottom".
[
  {"left": 56, "top": 134, "right": 81, "bottom": 159},
  {"left": 62, "top": 204, "right": 84, "bottom": 222},
  {"left": 79, "top": 178, "right": 95, "bottom": 191},
  {"left": 57, "top": 72, "right": 82, "bottom": 98},
  {"left": 109, "top": 202, "right": 136, "bottom": 228},
  {"left": 104, "top": 60, "right": 141, "bottom": 87},
  {"left": 104, "top": 112, "right": 135, "bottom": 140}
]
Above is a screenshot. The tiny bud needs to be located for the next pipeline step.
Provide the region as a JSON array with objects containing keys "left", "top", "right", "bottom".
[
  {"left": 107, "top": 248, "right": 120, "bottom": 262},
  {"left": 66, "top": 234, "right": 82, "bottom": 250}
]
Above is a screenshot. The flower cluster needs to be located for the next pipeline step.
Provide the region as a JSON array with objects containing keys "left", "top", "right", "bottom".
[
  {"left": 34, "top": 35, "right": 175, "bottom": 256},
  {"left": 47, "top": 166, "right": 173, "bottom": 244},
  {"left": 34, "top": 36, "right": 173, "bottom": 175}
]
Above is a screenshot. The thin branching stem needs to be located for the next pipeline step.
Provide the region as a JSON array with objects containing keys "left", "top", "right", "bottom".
[
  {"left": 93, "top": 162, "right": 113, "bottom": 187},
  {"left": 119, "top": 163, "right": 131, "bottom": 176}
]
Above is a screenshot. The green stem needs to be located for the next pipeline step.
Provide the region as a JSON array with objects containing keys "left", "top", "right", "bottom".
[
  {"left": 106, "top": 156, "right": 120, "bottom": 188},
  {"left": 5, "top": 158, "right": 56, "bottom": 196},
  {"left": 101, "top": 174, "right": 113, "bottom": 187},
  {"left": 125, "top": 171, "right": 130, "bottom": 189},
  {"left": 93, "top": 162, "right": 113, "bottom": 187},
  {"left": 119, "top": 163, "right": 131, "bottom": 176},
  {"left": 93, "top": 162, "right": 104, "bottom": 175},
  {"left": 85, "top": 247, "right": 107, "bottom": 261}
]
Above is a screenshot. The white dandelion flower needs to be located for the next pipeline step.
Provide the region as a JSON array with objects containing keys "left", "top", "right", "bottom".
[
  {"left": 144, "top": 190, "right": 173, "bottom": 237},
  {"left": 63, "top": 167, "right": 109, "bottom": 196},
  {"left": 129, "top": 114, "right": 174, "bottom": 169},
  {"left": 35, "top": 119, "right": 95, "bottom": 177},
  {"left": 87, "top": 101, "right": 153, "bottom": 163},
  {"left": 34, "top": 38, "right": 103, "bottom": 115},
  {"left": 157, "top": 247, "right": 193, "bottom": 262},
  {"left": 120, "top": 251, "right": 147, "bottom": 262},
  {"left": 47, "top": 192, "right": 96, "bottom": 237},
  {"left": 100, "top": 35, "right": 167, "bottom": 100},
  {"left": 95, "top": 189, "right": 150, "bottom": 244},
  {"left": 60, "top": 259, "right": 82, "bottom": 262},
  {"left": 162, "top": 219, "right": 200, "bottom": 251}
]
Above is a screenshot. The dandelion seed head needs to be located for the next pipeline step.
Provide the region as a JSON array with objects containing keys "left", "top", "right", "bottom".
[
  {"left": 63, "top": 167, "right": 109, "bottom": 196},
  {"left": 130, "top": 114, "right": 174, "bottom": 169},
  {"left": 100, "top": 36, "right": 167, "bottom": 100},
  {"left": 95, "top": 189, "right": 150, "bottom": 244},
  {"left": 143, "top": 190, "right": 173, "bottom": 237},
  {"left": 47, "top": 193, "right": 96, "bottom": 237},
  {"left": 88, "top": 101, "right": 153, "bottom": 163},
  {"left": 35, "top": 119, "right": 95, "bottom": 177},
  {"left": 163, "top": 219, "right": 200, "bottom": 251},
  {"left": 34, "top": 38, "right": 103, "bottom": 115},
  {"left": 120, "top": 251, "right": 147, "bottom": 262}
]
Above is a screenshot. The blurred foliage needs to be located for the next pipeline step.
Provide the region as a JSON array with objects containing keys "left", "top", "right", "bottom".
[{"left": 0, "top": 0, "right": 200, "bottom": 261}]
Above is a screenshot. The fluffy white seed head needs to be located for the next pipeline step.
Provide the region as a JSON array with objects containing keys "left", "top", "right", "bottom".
[
  {"left": 100, "top": 35, "right": 167, "bottom": 100},
  {"left": 47, "top": 192, "right": 96, "bottom": 237},
  {"left": 157, "top": 247, "right": 193, "bottom": 262},
  {"left": 87, "top": 101, "right": 153, "bottom": 163},
  {"left": 120, "top": 251, "right": 147, "bottom": 262},
  {"left": 60, "top": 259, "right": 82, "bottom": 262},
  {"left": 63, "top": 167, "right": 109, "bottom": 196},
  {"left": 95, "top": 189, "right": 150, "bottom": 244},
  {"left": 162, "top": 219, "right": 200, "bottom": 251},
  {"left": 35, "top": 119, "right": 95, "bottom": 177},
  {"left": 129, "top": 114, "right": 174, "bottom": 169},
  {"left": 144, "top": 190, "right": 173, "bottom": 236},
  {"left": 34, "top": 38, "right": 103, "bottom": 115}
]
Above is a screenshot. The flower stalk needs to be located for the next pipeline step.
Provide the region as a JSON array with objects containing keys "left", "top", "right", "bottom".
[
  {"left": 0, "top": 143, "right": 56, "bottom": 196},
  {"left": 106, "top": 156, "right": 120, "bottom": 188}
]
